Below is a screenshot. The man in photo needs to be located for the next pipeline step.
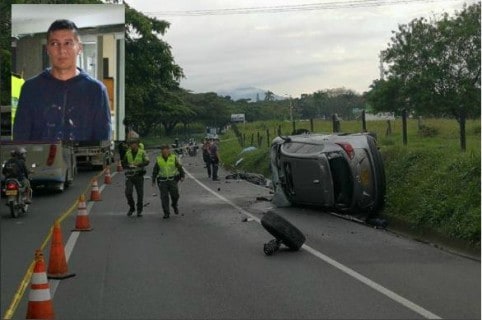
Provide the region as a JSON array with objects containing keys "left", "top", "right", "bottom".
[{"left": 13, "top": 19, "right": 111, "bottom": 141}]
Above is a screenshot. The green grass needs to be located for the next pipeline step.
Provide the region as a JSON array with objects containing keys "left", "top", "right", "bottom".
[{"left": 219, "top": 118, "right": 481, "bottom": 245}]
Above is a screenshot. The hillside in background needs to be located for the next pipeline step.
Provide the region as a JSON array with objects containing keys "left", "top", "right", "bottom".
[{"left": 217, "top": 87, "right": 284, "bottom": 102}]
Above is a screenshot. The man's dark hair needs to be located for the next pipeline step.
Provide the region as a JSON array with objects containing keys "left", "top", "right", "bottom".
[{"left": 47, "top": 19, "right": 80, "bottom": 40}]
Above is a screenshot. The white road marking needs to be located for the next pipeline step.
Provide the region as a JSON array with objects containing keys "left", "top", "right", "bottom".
[
  {"left": 184, "top": 168, "right": 442, "bottom": 320},
  {"left": 50, "top": 171, "right": 117, "bottom": 297}
]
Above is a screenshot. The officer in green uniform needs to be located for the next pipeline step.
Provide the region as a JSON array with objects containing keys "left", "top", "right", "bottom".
[
  {"left": 122, "top": 139, "right": 150, "bottom": 217},
  {"left": 152, "top": 144, "right": 185, "bottom": 219}
]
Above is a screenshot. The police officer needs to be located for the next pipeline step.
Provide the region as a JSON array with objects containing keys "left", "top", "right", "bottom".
[
  {"left": 152, "top": 145, "right": 185, "bottom": 219},
  {"left": 122, "top": 139, "right": 150, "bottom": 217}
]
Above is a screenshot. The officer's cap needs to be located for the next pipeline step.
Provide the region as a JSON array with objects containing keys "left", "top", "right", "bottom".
[{"left": 127, "top": 138, "right": 140, "bottom": 145}]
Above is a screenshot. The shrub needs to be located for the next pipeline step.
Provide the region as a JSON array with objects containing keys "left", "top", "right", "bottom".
[{"left": 417, "top": 124, "right": 439, "bottom": 137}]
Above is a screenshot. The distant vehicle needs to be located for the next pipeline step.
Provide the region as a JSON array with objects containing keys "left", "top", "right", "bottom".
[
  {"left": 206, "top": 127, "right": 219, "bottom": 140},
  {"left": 206, "top": 132, "right": 219, "bottom": 140},
  {"left": 270, "top": 132, "right": 385, "bottom": 219},
  {"left": 74, "top": 140, "right": 113, "bottom": 169},
  {"left": 1, "top": 141, "right": 76, "bottom": 192}
]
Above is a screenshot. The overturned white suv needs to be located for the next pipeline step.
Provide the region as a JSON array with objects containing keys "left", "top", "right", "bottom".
[{"left": 270, "top": 132, "right": 386, "bottom": 219}]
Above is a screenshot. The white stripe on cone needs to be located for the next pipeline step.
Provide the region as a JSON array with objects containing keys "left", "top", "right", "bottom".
[
  {"left": 31, "top": 273, "right": 48, "bottom": 285},
  {"left": 28, "top": 288, "right": 51, "bottom": 302}
]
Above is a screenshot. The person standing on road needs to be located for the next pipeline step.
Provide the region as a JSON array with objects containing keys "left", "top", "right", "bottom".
[
  {"left": 201, "top": 138, "right": 212, "bottom": 177},
  {"left": 152, "top": 145, "right": 185, "bottom": 219},
  {"left": 122, "top": 139, "right": 150, "bottom": 217},
  {"left": 13, "top": 19, "right": 111, "bottom": 141},
  {"left": 209, "top": 139, "right": 221, "bottom": 181}
]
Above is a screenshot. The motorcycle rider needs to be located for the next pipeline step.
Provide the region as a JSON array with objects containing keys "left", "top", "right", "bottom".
[{"left": 2, "top": 147, "right": 32, "bottom": 204}]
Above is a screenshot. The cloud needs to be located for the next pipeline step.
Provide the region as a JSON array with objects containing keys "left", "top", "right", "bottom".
[{"left": 128, "top": 0, "right": 477, "bottom": 97}]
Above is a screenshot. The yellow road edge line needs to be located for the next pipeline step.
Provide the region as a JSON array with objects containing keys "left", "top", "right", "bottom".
[{"left": 2, "top": 167, "right": 109, "bottom": 320}]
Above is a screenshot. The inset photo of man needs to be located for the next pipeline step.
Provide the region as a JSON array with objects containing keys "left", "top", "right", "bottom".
[{"left": 11, "top": 4, "right": 125, "bottom": 142}]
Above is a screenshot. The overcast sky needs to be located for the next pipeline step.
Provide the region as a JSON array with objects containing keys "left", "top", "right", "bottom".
[{"left": 126, "top": 0, "right": 477, "bottom": 97}]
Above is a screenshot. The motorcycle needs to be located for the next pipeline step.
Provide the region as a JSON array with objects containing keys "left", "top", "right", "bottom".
[
  {"left": 4, "top": 178, "right": 29, "bottom": 218},
  {"left": 2, "top": 163, "right": 35, "bottom": 218},
  {"left": 171, "top": 143, "right": 184, "bottom": 157},
  {"left": 187, "top": 143, "right": 198, "bottom": 157}
]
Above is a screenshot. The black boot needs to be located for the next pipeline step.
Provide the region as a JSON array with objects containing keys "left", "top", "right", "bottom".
[{"left": 127, "top": 208, "right": 135, "bottom": 216}]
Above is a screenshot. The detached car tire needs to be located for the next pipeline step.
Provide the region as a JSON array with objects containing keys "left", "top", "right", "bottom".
[{"left": 261, "top": 211, "right": 306, "bottom": 250}]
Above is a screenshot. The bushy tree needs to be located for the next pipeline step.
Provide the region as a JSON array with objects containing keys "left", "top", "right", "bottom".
[
  {"left": 368, "top": 3, "right": 481, "bottom": 150},
  {"left": 124, "top": 3, "right": 185, "bottom": 136}
]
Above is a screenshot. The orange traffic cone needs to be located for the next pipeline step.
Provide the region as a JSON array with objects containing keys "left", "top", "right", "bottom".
[
  {"left": 26, "top": 250, "right": 55, "bottom": 319},
  {"left": 47, "top": 222, "right": 75, "bottom": 280},
  {"left": 116, "top": 160, "right": 123, "bottom": 172},
  {"left": 72, "top": 195, "right": 93, "bottom": 231},
  {"left": 104, "top": 167, "right": 112, "bottom": 185},
  {"left": 89, "top": 178, "right": 102, "bottom": 201}
]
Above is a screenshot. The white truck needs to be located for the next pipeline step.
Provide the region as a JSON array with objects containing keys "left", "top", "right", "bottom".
[
  {"left": 1, "top": 141, "right": 76, "bottom": 192},
  {"left": 73, "top": 140, "right": 114, "bottom": 169}
]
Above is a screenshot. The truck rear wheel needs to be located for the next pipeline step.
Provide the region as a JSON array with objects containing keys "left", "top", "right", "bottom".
[{"left": 64, "top": 171, "right": 71, "bottom": 189}]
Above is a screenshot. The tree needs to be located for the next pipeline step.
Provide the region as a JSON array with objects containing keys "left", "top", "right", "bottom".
[
  {"left": 264, "top": 90, "right": 275, "bottom": 101},
  {"left": 380, "top": 3, "right": 480, "bottom": 150},
  {"left": 365, "top": 77, "right": 405, "bottom": 114},
  {"left": 124, "top": 3, "right": 184, "bottom": 136}
]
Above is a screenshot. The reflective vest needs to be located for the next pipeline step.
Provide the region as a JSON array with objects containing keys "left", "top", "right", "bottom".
[
  {"left": 11, "top": 75, "right": 25, "bottom": 128},
  {"left": 156, "top": 154, "right": 179, "bottom": 178},
  {"left": 126, "top": 149, "right": 147, "bottom": 166}
]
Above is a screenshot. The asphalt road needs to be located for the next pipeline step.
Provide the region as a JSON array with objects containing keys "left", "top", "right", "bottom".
[
  {"left": 0, "top": 167, "right": 103, "bottom": 317},
  {"left": 1, "top": 150, "right": 480, "bottom": 319}
]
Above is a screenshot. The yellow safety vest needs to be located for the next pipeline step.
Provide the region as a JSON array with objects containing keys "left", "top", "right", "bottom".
[
  {"left": 11, "top": 75, "right": 25, "bottom": 127},
  {"left": 156, "top": 154, "right": 179, "bottom": 178},
  {"left": 126, "top": 149, "right": 147, "bottom": 166}
]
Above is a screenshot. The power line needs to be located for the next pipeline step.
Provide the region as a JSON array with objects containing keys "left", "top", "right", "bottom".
[{"left": 145, "top": 0, "right": 467, "bottom": 17}]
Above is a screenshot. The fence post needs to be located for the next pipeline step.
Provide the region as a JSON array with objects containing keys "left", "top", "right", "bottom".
[
  {"left": 402, "top": 109, "right": 408, "bottom": 145},
  {"left": 417, "top": 116, "right": 423, "bottom": 130},
  {"left": 386, "top": 120, "right": 392, "bottom": 136},
  {"left": 310, "top": 118, "right": 314, "bottom": 132},
  {"left": 250, "top": 133, "right": 254, "bottom": 146},
  {"left": 257, "top": 131, "right": 260, "bottom": 146},
  {"left": 266, "top": 129, "right": 270, "bottom": 146},
  {"left": 361, "top": 110, "right": 367, "bottom": 132},
  {"left": 277, "top": 125, "right": 281, "bottom": 136},
  {"left": 243, "top": 133, "right": 246, "bottom": 147},
  {"left": 292, "top": 120, "right": 296, "bottom": 135},
  {"left": 460, "top": 110, "right": 466, "bottom": 152}
]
